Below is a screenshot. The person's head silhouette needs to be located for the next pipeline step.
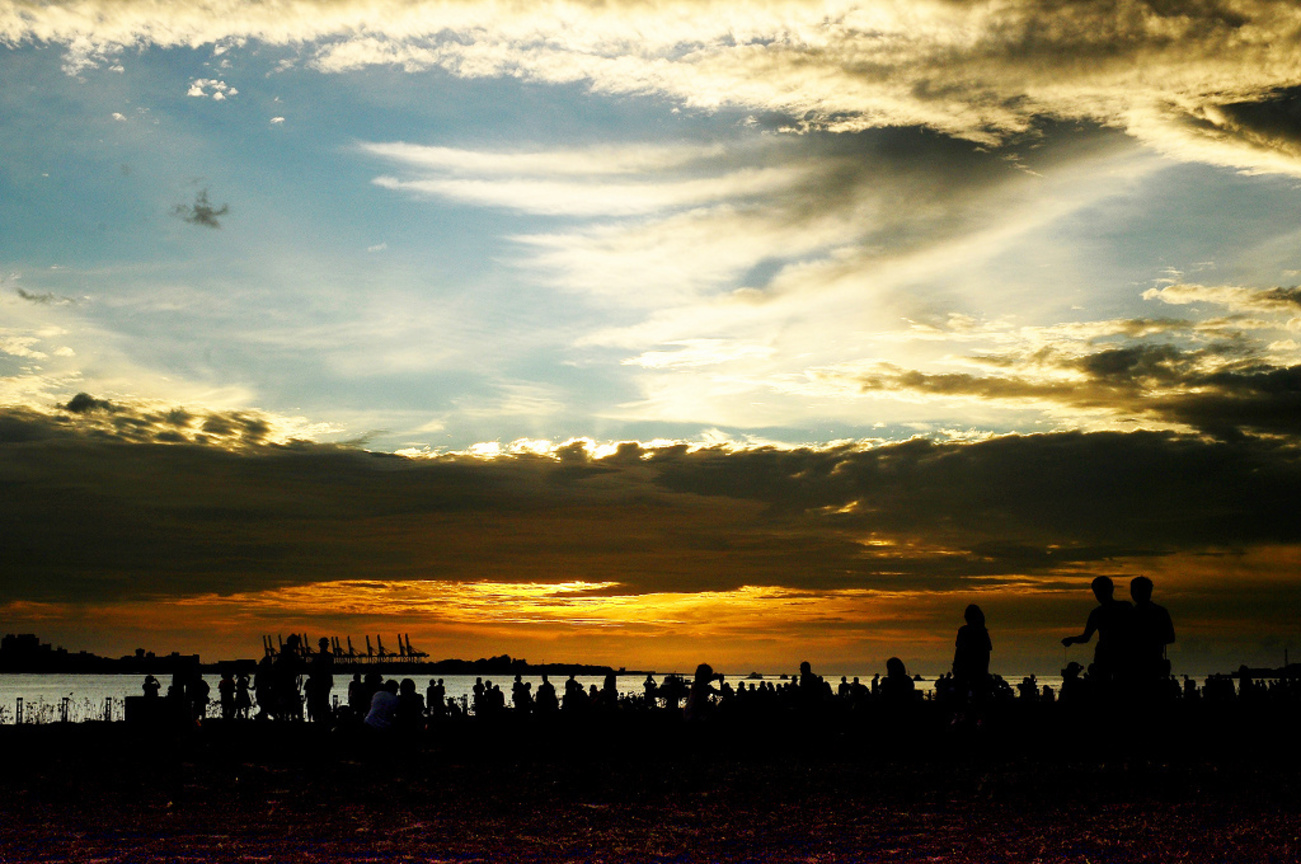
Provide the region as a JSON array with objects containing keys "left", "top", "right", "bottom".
[
  {"left": 964, "top": 604, "right": 985, "bottom": 626},
  {"left": 1130, "top": 575, "right": 1153, "bottom": 603},
  {"left": 1091, "top": 575, "right": 1114, "bottom": 603}
]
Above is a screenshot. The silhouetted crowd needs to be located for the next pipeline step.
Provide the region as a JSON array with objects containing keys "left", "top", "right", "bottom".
[{"left": 140, "top": 575, "right": 1301, "bottom": 729}]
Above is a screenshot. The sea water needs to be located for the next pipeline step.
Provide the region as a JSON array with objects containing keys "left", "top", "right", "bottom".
[{"left": 0, "top": 672, "right": 1072, "bottom": 723}]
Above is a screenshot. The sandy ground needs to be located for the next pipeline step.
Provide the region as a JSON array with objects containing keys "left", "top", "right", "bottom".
[{"left": 2, "top": 710, "right": 1299, "bottom": 862}]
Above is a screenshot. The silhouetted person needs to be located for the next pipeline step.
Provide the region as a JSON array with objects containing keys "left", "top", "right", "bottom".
[
  {"left": 643, "top": 673, "right": 658, "bottom": 707},
  {"left": 598, "top": 673, "right": 619, "bottom": 710},
  {"left": 685, "top": 663, "right": 717, "bottom": 721},
  {"left": 472, "top": 677, "right": 486, "bottom": 715},
  {"left": 348, "top": 673, "right": 367, "bottom": 715},
  {"left": 307, "top": 637, "right": 334, "bottom": 724},
  {"left": 365, "top": 679, "right": 400, "bottom": 732},
  {"left": 274, "top": 634, "right": 305, "bottom": 720},
  {"left": 1059, "top": 662, "right": 1087, "bottom": 704},
  {"left": 952, "top": 604, "right": 992, "bottom": 704},
  {"left": 167, "top": 671, "right": 186, "bottom": 703},
  {"left": 427, "top": 678, "right": 446, "bottom": 718},
  {"left": 660, "top": 674, "right": 687, "bottom": 711},
  {"left": 235, "top": 672, "right": 252, "bottom": 719},
  {"left": 1238, "top": 665, "right": 1264, "bottom": 702},
  {"left": 880, "top": 657, "right": 916, "bottom": 703},
  {"left": 253, "top": 656, "right": 273, "bottom": 719},
  {"left": 218, "top": 671, "right": 236, "bottom": 720},
  {"left": 363, "top": 671, "right": 382, "bottom": 708},
  {"left": 1130, "top": 576, "right": 1175, "bottom": 683},
  {"left": 512, "top": 674, "right": 534, "bottom": 713},
  {"left": 190, "top": 671, "right": 210, "bottom": 721},
  {"left": 395, "top": 678, "right": 424, "bottom": 733},
  {"left": 1062, "top": 576, "right": 1132, "bottom": 686},
  {"left": 536, "top": 674, "right": 558, "bottom": 714},
  {"left": 486, "top": 681, "right": 506, "bottom": 715},
  {"left": 142, "top": 674, "right": 160, "bottom": 698},
  {"left": 563, "top": 675, "right": 586, "bottom": 712},
  {"left": 795, "top": 661, "right": 830, "bottom": 708}
]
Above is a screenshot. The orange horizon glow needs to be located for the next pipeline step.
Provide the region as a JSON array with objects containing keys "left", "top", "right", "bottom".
[{"left": 7, "top": 546, "right": 1301, "bottom": 677}]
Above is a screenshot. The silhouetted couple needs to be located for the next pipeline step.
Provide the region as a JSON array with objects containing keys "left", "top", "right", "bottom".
[{"left": 1062, "top": 575, "right": 1175, "bottom": 692}]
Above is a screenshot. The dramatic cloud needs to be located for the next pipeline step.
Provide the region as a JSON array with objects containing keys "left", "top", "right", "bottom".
[
  {"left": 779, "top": 283, "right": 1301, "bottom": 437},
  {"left": 6, "top": 394, "right": 331, "bottom": 449},
  {"left": 10, "top": 1, "right": 1301, "bottom": 174},
  {"left": 5, "top": 398, "right": 1301, "bottom": 668},
  {"left": 5, "top": 398, "right": 1301, "bottom": 594},
  {"left": 9, "top": 2, "right": 1301, "bottom": 672}
]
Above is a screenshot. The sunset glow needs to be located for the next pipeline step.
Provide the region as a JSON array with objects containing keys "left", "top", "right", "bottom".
[{"left": 6, "top": 0, "right": 1301, "bottom": 676}]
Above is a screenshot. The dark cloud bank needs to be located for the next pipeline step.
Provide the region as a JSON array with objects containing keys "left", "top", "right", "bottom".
[{"left": 4, "top": 398, "right": 1301, "bottom": 609}]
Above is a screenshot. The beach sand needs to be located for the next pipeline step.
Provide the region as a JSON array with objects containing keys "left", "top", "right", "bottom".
[{"left": 2, "top": 710, "right": 1299, "bottom": 862}]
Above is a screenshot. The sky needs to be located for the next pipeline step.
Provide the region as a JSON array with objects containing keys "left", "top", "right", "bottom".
[{"left": 5, "top": 0, "right": 1301, "bottom": 675}]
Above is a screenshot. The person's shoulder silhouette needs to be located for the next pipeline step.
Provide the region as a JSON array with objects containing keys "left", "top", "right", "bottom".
[
  {"left": 881, "top": 657, "right": 916, "bottom": 702},
  {"left": 1130, "top": 575, "right": 1175, "bottom": 680}
]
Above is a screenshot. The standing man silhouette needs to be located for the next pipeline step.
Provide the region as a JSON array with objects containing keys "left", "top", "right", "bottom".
[
  {"left": 1130, "top": 576, "right": 1175, "bottom": 683},
  {"left": 1061, "top": 576, "right": 1133, "bottom": 686}
]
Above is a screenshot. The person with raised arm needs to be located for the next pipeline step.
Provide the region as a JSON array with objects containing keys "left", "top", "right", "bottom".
[{"left": 1061, "top": 576, "right": 1133, "bottom": 687}]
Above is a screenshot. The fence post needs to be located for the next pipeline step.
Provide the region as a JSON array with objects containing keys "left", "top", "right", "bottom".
[
  {"left": 15, "top": 697, "right": 21, "bottom": 724},
  {"left": 105, "top": 697, "right": 113, "bottom": 723},
  {"left": 60, "top": 697, "right": 69, "bottom": 723}
]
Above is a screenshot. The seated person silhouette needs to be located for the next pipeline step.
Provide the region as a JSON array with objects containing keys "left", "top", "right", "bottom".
[
  {"left": 1059, "top": 661, "right": 1088, "bottom": 703},
  {"left": 880, "top": 657, "right": 916, "bottom": 703},
  {"left": 1061, "top": 576, "right": 1132, "bottom": 685},
  {"left": 364, "top": 680, "right": 400, "bottom": 733}
]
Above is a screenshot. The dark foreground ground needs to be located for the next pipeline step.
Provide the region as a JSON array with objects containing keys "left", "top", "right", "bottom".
[{"left": 2, "top": 704, "right": 1300, "bottom": 863}]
